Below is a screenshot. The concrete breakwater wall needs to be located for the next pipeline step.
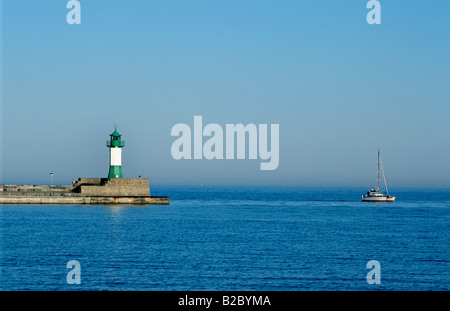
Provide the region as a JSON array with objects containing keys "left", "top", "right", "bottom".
[
  {"left": 0, "top": 178, "right": 169, "bottom": 205},
  {"left": 0, "top": 185, "right": 72, "bottom": 193},
  {"left": 0, "top": 195, "right": 169, "bottom": 205}
]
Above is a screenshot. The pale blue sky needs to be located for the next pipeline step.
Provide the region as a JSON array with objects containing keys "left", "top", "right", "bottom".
[{"left": 1, "top": 0, "right": 450, "bottom": 187}]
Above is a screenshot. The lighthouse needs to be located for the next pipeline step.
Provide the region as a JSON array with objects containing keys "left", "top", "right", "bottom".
[{"left": 106, "top": 128, "right": 125, "bottom": 178}]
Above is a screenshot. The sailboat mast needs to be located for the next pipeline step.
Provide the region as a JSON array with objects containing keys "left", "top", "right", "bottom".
[{"left": 377, "top": 149, "right": 381, "bottom": 192}]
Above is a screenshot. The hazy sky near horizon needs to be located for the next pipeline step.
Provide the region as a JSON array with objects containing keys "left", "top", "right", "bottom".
[{"left": 1, "top": 0, "right": 450, "bottom": 188}]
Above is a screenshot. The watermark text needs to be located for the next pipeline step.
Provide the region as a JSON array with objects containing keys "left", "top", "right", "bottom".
[{"left": 171, "top": 116, "right": 279, "bottom": 170}]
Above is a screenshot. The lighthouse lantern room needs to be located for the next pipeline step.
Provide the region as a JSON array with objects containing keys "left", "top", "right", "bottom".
[{"left": 106, "top": 128, "right": 125, "bottom": 178}]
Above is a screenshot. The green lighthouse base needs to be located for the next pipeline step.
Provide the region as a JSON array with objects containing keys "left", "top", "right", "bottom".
[{"left": 108, "top": 166, "right": 123, "bottom": 178}]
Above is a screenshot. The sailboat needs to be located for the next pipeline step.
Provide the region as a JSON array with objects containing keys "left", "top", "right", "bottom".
[{"left": 362, "top": 149, "right": 395, "bottom": 202}]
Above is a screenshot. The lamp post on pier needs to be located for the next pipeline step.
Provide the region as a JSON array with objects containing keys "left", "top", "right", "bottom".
[{"left": 50, "top": 173, "right": 54, "bottom": 196}]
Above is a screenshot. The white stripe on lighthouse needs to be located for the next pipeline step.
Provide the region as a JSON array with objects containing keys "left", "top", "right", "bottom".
[{"left": 110, "top": 147, "right": 122, "bottom": 166}]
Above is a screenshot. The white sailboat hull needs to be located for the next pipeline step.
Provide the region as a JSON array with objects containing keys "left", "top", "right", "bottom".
[{"left": 362, "top": 195, "right": 395, "bottom": 202}]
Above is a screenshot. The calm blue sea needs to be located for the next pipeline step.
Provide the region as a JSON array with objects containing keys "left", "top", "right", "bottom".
[{"left": 0, "top": 186, "right": 449, "bottom": 291}]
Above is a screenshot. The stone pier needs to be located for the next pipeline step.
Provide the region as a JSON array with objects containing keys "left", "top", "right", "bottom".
[{"left": 0, "top": 178, "right": 169, "bottom": 205}]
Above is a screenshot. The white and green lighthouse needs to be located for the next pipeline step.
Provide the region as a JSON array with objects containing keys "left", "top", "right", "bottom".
[{"left": 106, "top": 128, "right": 125, "bottom": 178}]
